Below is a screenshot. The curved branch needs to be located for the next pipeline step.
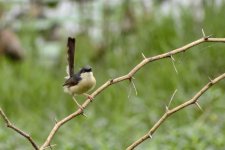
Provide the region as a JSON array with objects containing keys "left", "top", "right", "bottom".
[
  {"left": 40, "top": 37, "right": 225, "bottom": 149},
  {"left": 0, "top": 108, "right": 39, "bottom": 150},
  {"left": 126, "top": 73, "right": 225, "bottom": 150}
]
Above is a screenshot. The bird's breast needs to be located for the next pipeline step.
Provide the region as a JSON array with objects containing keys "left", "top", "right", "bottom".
[
  {"left": 65, "top": 72, "right": 96, "bottom": 95},
  {"left": 79, "top": 75, "right": 96, "bottom": 90}
]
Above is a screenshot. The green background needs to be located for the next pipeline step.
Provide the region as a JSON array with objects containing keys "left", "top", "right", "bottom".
[{"left": 0, "top": 1, "right": 225, "bottom": 150}]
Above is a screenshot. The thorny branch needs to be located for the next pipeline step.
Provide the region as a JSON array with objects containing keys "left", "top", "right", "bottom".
[
  {"left": 0, "top": 108, "right": 39, "bottom": 150},
  {"left": 126, "top": 73, "right": 225, "bottom": 150},
  {"left": 0, "top": 37, "right": 225, "bottom": 150},
  {"left": 40, "top": 37, "right": 225, "bottom": 150}
]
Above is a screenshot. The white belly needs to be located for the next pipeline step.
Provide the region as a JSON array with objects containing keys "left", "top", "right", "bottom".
[{"left": 64, "top": 72, "right": 96, "bottom": 95}]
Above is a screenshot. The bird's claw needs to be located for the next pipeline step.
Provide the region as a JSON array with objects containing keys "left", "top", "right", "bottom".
[
  {"left": 83, "top": 93, "right": 94, "bottom": 102},
  {"left": 87, "top": 95, "right": 94, "bottom": 102}
]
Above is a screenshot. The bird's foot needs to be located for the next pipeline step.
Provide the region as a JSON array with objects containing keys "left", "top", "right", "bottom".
[
  {"left": 77, "top": 104, "right": 84, "bottom": 112},
  {"left": 83, "top": 93, "right": 94, "bottom": 102},
  {"left": 72, "top": 96, "right": 84, "bottom": 112}
]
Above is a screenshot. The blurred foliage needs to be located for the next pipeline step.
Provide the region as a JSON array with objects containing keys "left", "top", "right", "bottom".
[{"left": 0, "top": 0, "right": 225, "bottom": 150}]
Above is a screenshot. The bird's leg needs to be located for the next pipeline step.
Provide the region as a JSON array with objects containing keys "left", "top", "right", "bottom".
[
  {"left": 83, "top": 93, "right": 94, "bottom": 102},
  {"left": 72, "top": 96, "right": 84, "bottom": 111}
]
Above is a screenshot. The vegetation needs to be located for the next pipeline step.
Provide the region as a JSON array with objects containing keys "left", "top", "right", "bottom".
[{"left": 0, "top": 1, "right": 225, "bottom": 149}]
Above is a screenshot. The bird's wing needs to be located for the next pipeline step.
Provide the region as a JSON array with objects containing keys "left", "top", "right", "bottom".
[
  {"left": 67, "top": 37, "right": 76, "bottom": 77},
  {"left": 63, "top": 74, "right": 81, "bottom": 87}
]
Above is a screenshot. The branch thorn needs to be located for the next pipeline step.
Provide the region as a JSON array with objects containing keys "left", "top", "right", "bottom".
[
  {"left": 128, "top": 77, "right": 138, "bottom": 96},
  {"left": 165, "top": 106, "right": 169, "bottom": 112},
  {"left": 171, "top": 55, "right": 175, "bottom": 61},
  {"left": 142, "top": 52, "right": 147, "bottom": 59},
  {"left": 131, "top": 79, "right": 138, "bottom": 96},
  {"left": 206, "top": 34, "right": 213, "bottom": 39},
  {"left": 171, "top": 56, "right": 178, "bottom": 74},
  {"left": 43, "top": 144, "right": 57, "bottom": 150},
  {"left": 148, "top": 133, "right": 152, "bottom": 139},
  {"left": 208, "top": 76, "right": 213, "bottom": 82},
  {"left": 168, "top": 89, "right": 178, "bottom": 109},
  {"left": 201, "top": 28, "right": 206, "bottom": 37},
  {"left": 201, "top": 29, "right": 213, "bottom": 40},
  {"left": 81, "top": 112, "right": 88, "bottom": 118},
  {"left": 195, "top": 101, "right": 203, "bottom": 111}
]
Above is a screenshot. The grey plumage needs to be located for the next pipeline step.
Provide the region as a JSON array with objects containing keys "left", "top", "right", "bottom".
[{"left": 63, "top": 37, "right": 96, "bottom": 101}]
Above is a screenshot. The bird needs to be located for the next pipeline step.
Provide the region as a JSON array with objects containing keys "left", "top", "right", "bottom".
[{"left": 63, "top": 37, "right": 96, "bottom": 110}]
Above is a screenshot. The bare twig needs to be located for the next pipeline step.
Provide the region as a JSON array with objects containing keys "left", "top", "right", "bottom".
[
  {"left": 126, "top": 73, "right": 225, "bottom": 150},
  {"left": 0, "top": 108, "right": 39, "bottom": 150},
  {"left": 39, "top": 37, "right": 225, "bottom": 150}
]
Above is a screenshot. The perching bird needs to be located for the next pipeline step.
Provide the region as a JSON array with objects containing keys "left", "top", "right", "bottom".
[{"left": 63, "top": 37, "right": 96, "bottom": 110}]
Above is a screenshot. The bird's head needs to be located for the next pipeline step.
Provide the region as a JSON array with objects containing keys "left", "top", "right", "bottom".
[{"left": 79, "top": 65, "right": 92, "bottom": 74}]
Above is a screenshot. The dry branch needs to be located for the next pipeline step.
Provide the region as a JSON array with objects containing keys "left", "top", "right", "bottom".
[
  {"left": 0, "top": 108, "right": 39, "bottom": 150},
  {"left": 1, "top": 37, "right": 225, "bottom": 150},
  {"left": 40, "top": 37, "right": 225, "bottom": 150},
  {"left": 126, "top": 73, "right": 225, "bottom": 150}
]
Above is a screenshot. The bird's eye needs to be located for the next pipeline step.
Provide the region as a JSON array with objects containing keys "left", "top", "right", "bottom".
[
  {"left": 85, "top": 68, "right": 91, "bottom": 72},
  {"left": 80, "top": 66, "right": 92, "bottom": 73}
]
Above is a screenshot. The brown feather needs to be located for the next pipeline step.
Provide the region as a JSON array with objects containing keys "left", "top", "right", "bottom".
[{"left": 67, "top": 37, "right": 76, "bottom": 77}]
